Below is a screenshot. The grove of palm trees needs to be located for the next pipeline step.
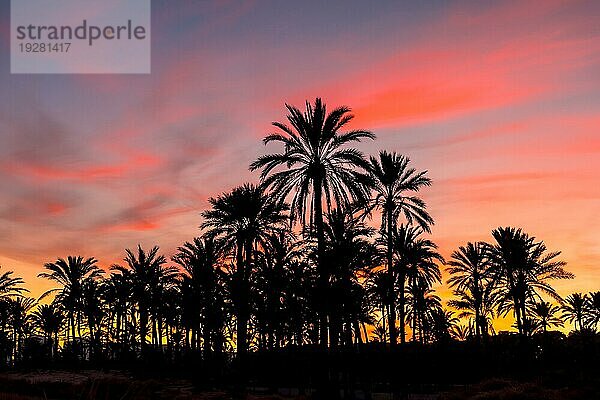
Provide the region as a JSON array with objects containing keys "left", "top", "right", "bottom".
[{"left": 0, "top": 99, "right": 598, "bottom": 399}]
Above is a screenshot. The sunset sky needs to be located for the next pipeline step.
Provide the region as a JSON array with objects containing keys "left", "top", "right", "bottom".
[{"left": 0, "top": 0, "right": 599, "bottom": 322}]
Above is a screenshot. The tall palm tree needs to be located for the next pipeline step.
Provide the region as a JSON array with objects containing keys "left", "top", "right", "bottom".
[
  {"left": 81, "top": 277, "right": 105, "bottom": 356},
  {"left": 38, "top": 256, "right": 102, "bottom": 342},
  {"left": 586, "top": 291, "right": 600, "bottom": 331},
  {"left": 252, "top": 232, "right": 303, "bottom": 350},
  {"left": 530, "top": 301, "right": 563, "bottom": 334},
  {"left": 388, "top": 225, "right": 443, "bottom": 343},
  {"left": 32, "top": 303, "right": 63, "bottom": 358},
  {"left": 488, "top": 227, "right": 573, "bottom": 336},
  {"left": 250, "top": 98, "right": 375, "bottom": 346},
  {"left": 0, "top": 267, "right": 28, "bottom": 358},
  {"left": 405, "top": 280, "right": 441, "bottom": 343},
  {"left": 173, "top": 236, "right": 226, "bottom": 355},
  {"left": 562, "top": 293, "right": 588, "bottom": 332},
  {"left": 103, "top": 270, "right": 134, "bottom": 350},
  {"left": 8, "top": 296, "right": 36, "bottom": 362},
  {"left": 276, "top": 256, "right": 315, "bottom": 346},
  {"left": 447, "top": 242, "right": 494, "bottom": 340},
  {"left": 365, "top": 269, "right": 392, "bottom": 343},
  {"left": 148, "top": 264, "right": 179, "bottom": 349},
  {"left": 366, "top": 151, "right": 433, "bottom": 344},
  {"left": 321, "top": 209, "right": 378, "bottom": 347},
  {"left": 202, "top": 184, "right": 288, "bottom": 355},
  {"left": 112, "top": 246, "right": 167, "bottom": 352}
]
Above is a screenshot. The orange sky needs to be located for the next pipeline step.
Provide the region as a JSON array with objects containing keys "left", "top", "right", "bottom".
[{"left": 0, "top": 1, "right": 599, "bottom": 332}]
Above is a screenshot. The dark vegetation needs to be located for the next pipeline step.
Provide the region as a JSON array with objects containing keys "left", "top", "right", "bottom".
[{"left": 0, "top": 99, "right": 598, "bottom": 398}]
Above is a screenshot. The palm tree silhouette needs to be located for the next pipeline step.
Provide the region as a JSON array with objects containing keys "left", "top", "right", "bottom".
[
  {"left": 321, "top": 209, "right": 378, "bottom": 346},
  {"left": 530, "top": 301, "right": 563, "bottom": 334},
  {"left": 112, "top": 246, "right": 168, "bottom": 352},
  {"left": 250, "top": 98, "right": 375, "bottom": 346},
  {"left": 8, "top": 296, "right": 36, "bottom": 362},
  {"left": 202, "top": 184, "right": 288, "bottom": 355},
  {"left": 82, "top": 277, "right": 105, "bottom": 357},
  {"left": 32, "top": 303, "right": 63, "bottom": 358},
  {"left": 405, "top": 280, "right": 441, "bottom": 343},
  {"left": 252, "top": 232, "right": 303, "bottom": 349},
  {"left": 387, "top": 224, "right": 443, "bottom": 343},
  {"left": 38, "top": 256, "right": 102, "bottom": 343},
  {"left": 281, "top": 254, "right": 316, "bottom": 346},
  {"left": 447, "top": 242, "right": 494, "bottom": 340},
  {"left": 430, "top": 309, "right": 459, "bottom": 343},
  {"left": 586, "top": 291, "right": 600, "bottom": 330},
  {"left": 488, "top": 227, "right": 573, "bottom": 336},
  {"left": 0, "top": 268, "right": 27, "bottom": 299},
  {"left": 365, "top": 269, "right": 392, "bottom": 343},
  {"left": 562, "top": 293, "right": 589, "bottom": 331},
  {"left": 451, "top": 324, "right": 472, "bottom": 341},
  {"left": 103, "top": 270, "right": 134, "bottom": 352},
  {"left": 366, "top": 151, "right": 433, "bottom": 344},
  {"left": 173, "top": 236, "right": 226, "bottom": 355}
]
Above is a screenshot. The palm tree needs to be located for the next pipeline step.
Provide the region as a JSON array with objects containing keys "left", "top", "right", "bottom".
[
  {"left": 250, "top": 98, "right": 375, "bottom": 346},
  {"left": 102, "top": 270, "right": 134, "bottom": 350},
  {"left": 430, "top": 309, "right": 459, "bottom": 343},
  {"left": 81, "top": 277, "right": 105, "bottom": 357},
  {"left": 8, "top": 296, "right": 36, "bottom": 362},
  {"left": 202, "top": 184, "right": 288, "bottom": 355},
  {"left": 365, "top": 269, "right": 392, "bottom": 343},
  {"left": 0, "top": 267, "right": 27, "bottom": 299},
  {"left": 530, "top": 301, "right": 563, "bottom": 334},
  {"left": 252, "top": 232, "right": 304, "bottom": 349},
  {"left": 148, "top": 264, "right": 179, "bottom": 349},
  {"left": 321, "top": 209, "right": 378, "bottom": 347},
  {"left": 38, "top": 256, "right": 102, "bottom": 342},
  {"left": 112, "top": 245, "right": 167, "bottom": 352},
  {"left": 277, "top": 256, "right": 316, "bottom": 346},
  {"left": 405, "top": 280, "right": 441, "bottom": 343},
  {"left": 173, "top": 236, "right": 226, "bottom": 355},
  {"left": 586, "top": 291, "right": 600, "bottom": 331},
  {"left": 488, "top": 227, "right": 573, "bottom": 336},
  {"left": 451, "top": 324, "right": 472, "bottom": 341},
  {"left": 366, "top": 151, "right": 433, "bottom": 344},
  {"left": 448, "top": 290, "right": 496, "bottom": 339},
  {"left": 32, "top": 303, "right": 63, "bottom": 358},
  {"left": 389, "top": 225, "right": 443, "bottom": 343},
  {"left": 562, "top": 293, "right": 588, "bottom": 332},
  {"left": 447, "top": 242, "right": 494, "bottom": 340},
  {"left": 0, "top": 267, "right": 28, "bottom": 359}
]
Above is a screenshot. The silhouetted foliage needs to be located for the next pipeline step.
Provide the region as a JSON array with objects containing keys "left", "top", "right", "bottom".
[{"left": 0, "top": 99, "right": 594, "bottom": 398}]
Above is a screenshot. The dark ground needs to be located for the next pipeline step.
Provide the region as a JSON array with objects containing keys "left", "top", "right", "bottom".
[
  {"left": 1, "top": 333, "right": 598, "bottom": 399},
  {"left": 0, "top": 370, "right": 598, "bottom": 400}
]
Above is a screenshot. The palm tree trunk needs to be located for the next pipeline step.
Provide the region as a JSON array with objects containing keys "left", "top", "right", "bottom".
[
  {"left": 386, "top": 207, "right": 397, "bottom": 346},
  {"left": 140, "top": 307, "right": 148, "bottom": 352},
  {"left": 313, "top": 179, "right": 328, "bottom": 348},
  {"left": 399, "top": 272, "right": 407, "bottom": 343},
  {"left": 70, "top": 313, "right": 76, "bottom": 343},
  {"left": 514, "top": 298, "right": 523, "bottom": 336},
  {"left": 353, "top": 320, "right": 362, "bottom": 345},
  {"left": 475, "top": 299, "right": 482, "bottom": 340},
  {"left": 158, "top": 317, "right": 164, "bottom": 350},
  {"left": 235, "top": 239, "right": 248, "bottom": 356},
  {"left": 77, "top": 311, "right": 82, "bottom": 340}
]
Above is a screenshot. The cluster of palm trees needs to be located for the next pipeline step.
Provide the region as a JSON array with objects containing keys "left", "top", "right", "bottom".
[
  {"left": 446, "top": 229, "right": 599, "bottom": 340},
  {"left": 0, "top": 98, "right": 598, "bottom": 366}
]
